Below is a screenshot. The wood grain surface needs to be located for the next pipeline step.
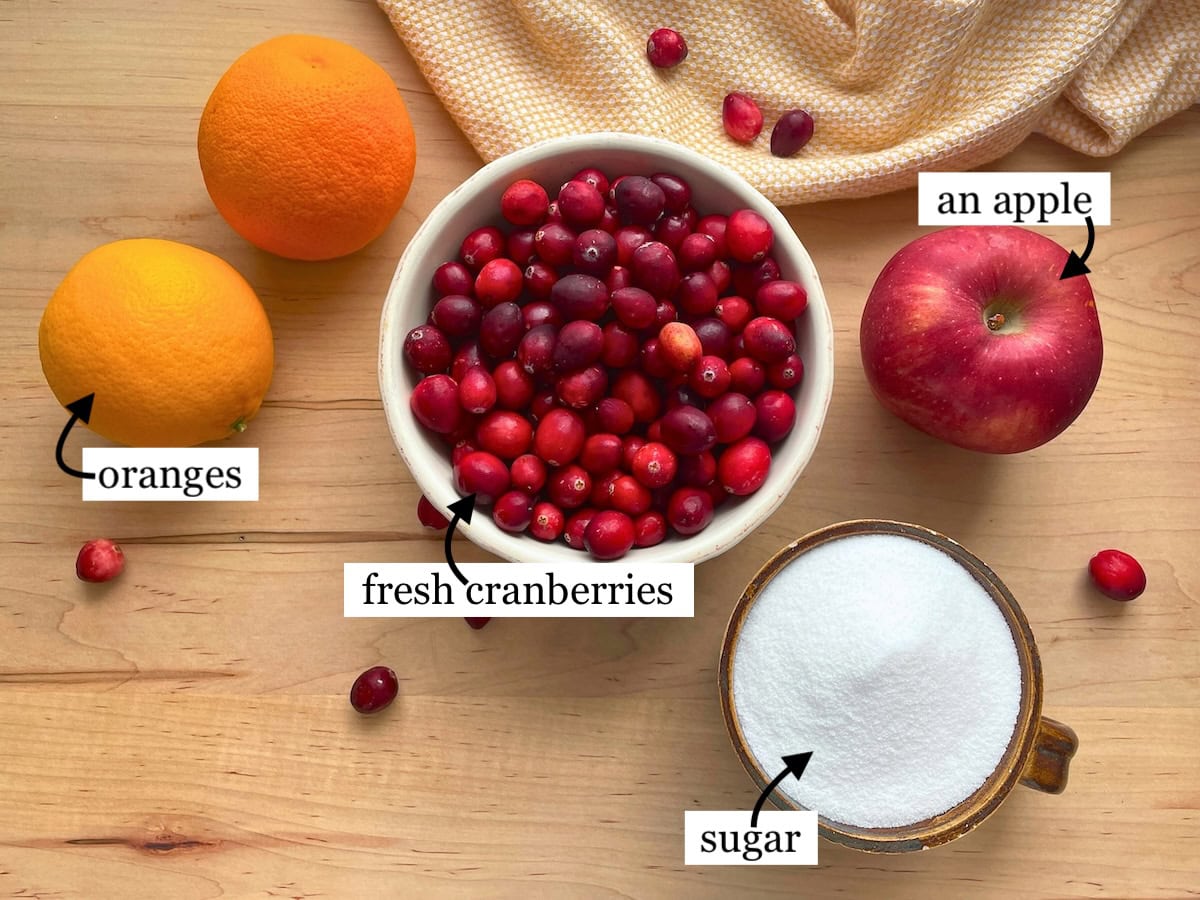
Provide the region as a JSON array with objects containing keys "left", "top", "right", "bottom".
[{"left": 2, "top": 1, "right": 1198, "bottom": 897}]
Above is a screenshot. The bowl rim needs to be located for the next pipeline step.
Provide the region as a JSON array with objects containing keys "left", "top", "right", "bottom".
[
  {"left": 379, "top": 131, "right": 834, "bottom": 564},
  {"left": 718, "top": 518, "right": 1044, "bottom": 852}
]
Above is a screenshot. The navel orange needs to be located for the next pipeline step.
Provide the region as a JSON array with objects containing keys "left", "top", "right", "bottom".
[
  {"left": 197, "top": 34, "right": 417, "bottom": 261},
  {"left": 39, "top": 239, "right": 274, "bottom": 447}
]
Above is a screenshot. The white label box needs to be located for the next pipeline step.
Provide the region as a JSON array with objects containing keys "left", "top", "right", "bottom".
[
  {"left": 81, "top": 447, "right": 259, "bottom": 501},
  {"left": 684, "top": 810, "right": 819, "bottom": 866},
  {"left": 917, "top": 171, "right": 1110, "bottom": 226}
]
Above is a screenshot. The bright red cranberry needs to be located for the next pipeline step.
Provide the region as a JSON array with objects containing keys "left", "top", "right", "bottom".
[
  {"left": 708, "top": 259, "right": 732, "bottom": 293},
  {"left": 729, "top": 356, "right": 766, "bottom": 394},
  {"left": 689, "top": 355, "right": 731, "bottom": 399},
  {"left": 553, "top": 319, "right": 604, "bottom": 371},
  {"left": 534, "top": 408, "right": 586, "bottom": 466},
  {"left": 453, "top": 451, "right": 510, "bottom": 503},
  {"left": 530, "top": 502, "right": 566, "bottom": 542},
  {"left": 601, "top": 322, "right": 639, "bottom": 367},
  {"left": 621, "top": 435, "right": 647, "bottom": 470},
  {"left": 460, "top": 226, "right": 504, "bottom": 271},
  {"left": 573, "top": 228, "right": 618, "bottom": 275},
  {"left": 646, "top": 420, "right": 664, "bottom": 443},
  {"left": 715, "top": 296, "right": 753, "bottom": 333},
  {"left": 612, "top": 371, "right": 662, "bottom": 423},
  {"left": 1088, "top": 549, "right": 1147, "bottom": 601},
  {"left": 678, "top": 232, "right": 718, "bottom": 272},
  {"left": 606, "top": 264, "right": 633, "bottom": 293},
  {"left": 771, "top": 108, "right": 815, "bottom": 157},
  {"left": 349, "top": 665, "right": 398, "bottom": 714},
  {"left": 630, "top": 241, "right": 680, "bottom": 299},
  {"left": 654, "top": 214, "right": 691, "bottom": 252},
  {"left": 580, "top": 433, "right": 623, "bottom": 476},
  {"left": 524, "top": 261, "right": 559, "bottom": 300},
  {"left": 432, "top": 295, "right": 482, "bottom": 338},
  {"left": 678, "top": 450, "right": 717, "bottom": 487},
  {"left": 693, "top": 317, "right": 733, "bottom": 358},
  {"left": 767, "top": 353, "right": 804, "bottom": 389},
  {"left": 634, "top": 511, "right": 667, "bottom": 547},
  {"left": 718, "top": 437, "right": 771, "bottom": 496},
  {"left": 611, "top": 287, "right": 658, "bottom": 330},
  {"left": 411, "top": 374, "right": 462, "bottom": 434},
  {"left": 517, "top": 324, "right": 557, "bottom": 377},
  {"left": 695, "top": 215, "right": 728, "bottom": 255},
  {"left": 660, "top": 405, "right": 717, "bottom": 455},
  {"left": 493, "top": 490, "right": 534, "bottom": 533},
  {"left": 725, "top": 209, "right": 774, "bottom": 263},
  {"left": 658, "top": 322, "right": 702, "bottom": 372},
  {"left": 506, "top": 229, "right": 538, "bottom": 266},
  {"left": 723, "top": 92, "right": 763, "bottom": 143},
  {"left": 544, "top": 463, "right": 590, "bottom": 508},
  {"left": 610, "top": 476, "right": 652, "bottom": 517},
  {"left": 591, "top": 471, "right": 621, "bottom": 509},
  {"left": 677, "top": 271, "right": 718, "bottom": 315},
  {"left": 493, "top": 360, "right": 534, "bottom": 410},
  {"left": 646, "top": 28, "right": 688, "bottom": 68},
  {"left": 501, "top": 178, "right": 550, "bottom": 225},
  {"left": 596, "top": 397, "right": 635, "bottom": 434},
  {"left": 433, "top": 261, "right": 474, "bottom": 297},
  {"left": 474, "top": 258, "right": 524, "bottom": 308},
  {"left": 573, "top": 167, "right": 610, "bottom": 195},
  {"left": 667, "top": 487, "right": 714, "bottom": 535},
  {"left": 403, "top": 325, "right": 452, "bottom": 375},
  {"left": 614, "top": 175, "right": 666, "bottom": 226},
  {"left": 584, "top": 510, "right": 636, "bottom": 559},
  {"left": 563, "top": 507, "right": 598, "bottom": 550},
  {"left": 551, "top": 273, "right": 608, "bottom": 321},
  {"left": 534, "top": 221, "right": 577, "bottom": 266},
  {"left": 754, "top": 390, "right": 796, "bottom": 442},
  {"left": 416, "top": 495, "right": 450, "bottom": 529},
  {"left": 450, "top": 341, "right": 484, "bottom": 382},
  {"left": 756, "top": 280, "right": 809, "bottom": 321},
  {"left": 557, "top": 365, "right": 608, "bottom": 408},
  {"left": 510, "top": 453, "right": 547, "bottom": 494},
  {"left": 458, "top": 366, "right": 497, "bottom": 414},
  {"left": 557, "top": 179, "right": 606, "bottom": 228},
  {"left": 451, "top": 439, "right": 478, "bottom": 467},
  {"left": 742, "top": 316, "right": 796, "bottom": 363},
  {"left": 708, "top": 392, "right": 757, "bottom": 443},
  {"left": 75, "top": 538, "right": 124, "bottom": 583},
  {"left": 631, "top": 441, "right": 677, "bottom": 489},
  {"left": 475, "top": 410, "right": 533, "bottom": 460},
  {"left": 480, "top": 302, "right": 525, "bottom": 359},
  {"left": 465, "top": 617, "right": 492, "bottom": 630},
  {"left": 615, "top": 225, "right": 653, "bottom": 265}
]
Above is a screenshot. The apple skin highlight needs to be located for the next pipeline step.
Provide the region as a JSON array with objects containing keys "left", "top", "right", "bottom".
[{"left": 860, "top": 226, "right": 1103, "bottom": 454}]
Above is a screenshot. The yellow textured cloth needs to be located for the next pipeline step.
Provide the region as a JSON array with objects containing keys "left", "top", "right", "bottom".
[{"left": 377, "top": 0, "right": 1200, "bottom": 205}]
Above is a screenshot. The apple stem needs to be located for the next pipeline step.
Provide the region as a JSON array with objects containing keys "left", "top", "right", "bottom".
[{"left": 986, "top": 313, "right": 1006, "bottom": 332}]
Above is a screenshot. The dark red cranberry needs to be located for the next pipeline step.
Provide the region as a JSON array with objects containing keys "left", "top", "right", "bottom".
[
  {"left": 524, "top": 261, "right": 559, "bottom": 300},
  {"left": 510, "top": 453, "right": 547, "bottom": 494},
  {"left": 640, "top": 338, "right": 674, "bottom": 379},
  {"left": 596, "top": 397, "right": 635, "bottom": 434},
  {"left": 522, "top": 300, "right": 562, "bottom": 330},
  {"left": 557, "top": 179, "right": 606, "bottom": 229},
  {"left": 771, "top": 108, "right": 815, "bottom": 157},
  {"left": 678, "top": 451, "right": 717, "bottom": 487},
  {"left": 615, "top": 225, "right": 653, "bottom": 265},
  {"left": 451, "top": 439, "right": 478, "bottom": 467},
  {"left": 611, "top": 287, "right": 658, "bottom": 330},
  {"left": 464, "top": 617, "right": 492, "bottom": 630},
  {"left": 767, "top": 353, "right": 804, "bottom": 389},
  {"left": 530, "top": 502, "right": 565, "bottom": 542},
  {"left": 689, "top": 355, "right": 731, "bottom": 399},
  {"left": 579, "top": 433, "right": 623, "bottom": 476},
  {"left": 678, "top": 232, "right": 718, "bottom": 272},
  {"left": 505, "top": 229, "right": 538, "bottom": 266},
  {"left": 696, "top": 215, "right": 728, "bottom": 256},
  {"left": 667, "top": 487, "right": 714, "bottom": 535},
  {"left": 601, "top": 322, "right": 639, "bottom": 367},
  {"left": 606, "top": 264, "right": 633, "bottom": 293},
  {"left": 475, "top": 410, "right": 533, "bottom": 459},
  {"left": 410, "top": 374, "right": 462, "bottom": 434},
  {"left": 742, "top": 316, "right": 796, "bottom": 363},
  {"left": 517, "top": 324, "right": 558, "bottom": 377},
  {"left": 432, "top": 295, "right": 482, "bottom": 338},
  {"left": 551, "top": 272, "right": 608, "bottom": 321},
  {"left": 533, "top": 221, "right": 577, "bottom": 266},
  {"left": 450, "top": 341, "right": 484, "bottom": 382},
  {"left": 479, "top": 302, "right": 525, "bottom": 359},
  {"left": 614, "top": 175, "right": 666, "bottom": 226},
  {"left": 723, "top": 92, "right": 763, "bottom": 143},
  {"left": 501, "top": 179, "right": 549, "bottom": 225},
  {"left": 584, "top": 510, "right": 636, "bottom": 560},
  {"left": 718, "top": 437, "right": 771, "bottom": 496},
  {"left": 693, "top": 317, "right": 732, "bottom": 357},
  {"left": 453, "top": 450, "right": 510, "bottom": 503},
  {"left": 708, "top": 392, "right": 756, "bottom": 443},
  {"left": 557, "top": 365, "right": 608, "bottom": 408},
  {"left": 492, "top": 360, "right": 535, "bottom": 410},
  {"left": 563, "top": 507, "right": 598, "bottom": 550},
  {"left": 650, "top": 172, "right": 692, "bottom": 214},
  {"left": 725, "top": 209, "right": 774, "bottom": 263},
  {"left": 591, "top": 471, "right": 621, "bottom": 508},
  {"left": 756, "top": 280, "right": 809, "bottom": 321},
  {"left": 458, "top": 366, "right": 497, "bottom": 414},
  {"left": 660, "top": 405, "right": 717, "bottom": 455},
  {"left": 654, "top": 299, "right": 678, "bottom": 328},
  {"left": 676, "top": 271, "right": 718, "bottom": 315},
  {"left": 493, "top": 490, "right": 534, "bottom": 532},
  {"left": 417, "top": 495, "right": 449, "bottom": 529},
  {"left": 404, "top": 325, "right": 452, "bottom": 375},
  {"left": 460, "top": 226, "right": 504, "bottom": 271},
  {"left": 573, "top": 167, "right": 610, "bottom": 195},
  {"left": 631, "top": 441, "right": 677, "bottom": 489},
  {"left": 350, "top": 666, "right": 398, "bottom": 714},
  {"left": 708, "top": 259, "right": 732, "bottom": 293},
  {"left": 548, "top": 464, "right": 592, "bottom": 509},
  {"left": 654, "top": 214, "right": 691, "bottom": 251},
  {"left": 553, "top": 319, "right": 604, "bottom": 371},
  {"left": 634, "top": 511, "right": 667, "bottom": 547},
  {"left": 728, "top": 356, "right": 766, "bottom": 395},
  {"left": 433, "top": 261, "right": 474, "bottom": 297},
  {"left": 754, "top": 390, "right": 797, "bottom": 442},
  {"left": 646, "top": 28, "right": 688, "bottom": 68},
  {"left": 612, "top": 371, "right": 661, "bottom": 423},
  {"left": 573, "top": 228, "right": 618, "bottom": 275},
  {"left": 534, "top": 408, "right": 586, "bottom": 466},
  {"left": 530, "top": 389, "right": 558, "bottom": 421},
  {"left": 630, "top": 241, "right": 680, "bottom": 298}
]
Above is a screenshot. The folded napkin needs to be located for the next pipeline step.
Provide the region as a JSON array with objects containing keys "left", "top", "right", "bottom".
[{"left": 378, "top": 0, "right": 1199, "bottom": 205}]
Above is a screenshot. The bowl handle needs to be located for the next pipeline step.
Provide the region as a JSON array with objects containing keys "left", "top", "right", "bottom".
[{"left": 1019, "top": 716, "right": 1078, "bottom": 794}]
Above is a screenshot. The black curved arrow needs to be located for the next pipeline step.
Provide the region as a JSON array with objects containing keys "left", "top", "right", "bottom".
[
  {"left": 444, "top": 494, "right": 477, "bottom": 586},
  {"left": 750, "top": 752, "right": 813, "bottom": 828},
  {"left": 55, "top": 394, "right": 96, "bottom": 480},
  {"left": 1059, "top": 215, "right": 1095, "bottom": 279}
]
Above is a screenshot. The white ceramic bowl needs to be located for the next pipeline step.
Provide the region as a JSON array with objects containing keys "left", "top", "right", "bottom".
[{"left": 380, "top": 133, "right": 833, "bottom": 564}]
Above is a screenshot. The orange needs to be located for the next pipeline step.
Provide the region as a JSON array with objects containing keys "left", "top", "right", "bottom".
[
  {"left": 39, "top": 239, "right": 274, "bottom": 447},
  {"left": 197, "top": 34, "right": 416, "bottom": 261}
]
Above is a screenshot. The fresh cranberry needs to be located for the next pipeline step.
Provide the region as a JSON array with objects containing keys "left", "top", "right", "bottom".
[
  {"left": 633, "top": 511, "right": 667, "bottom": 547},
  {"left": 729, "top": 357, "right": 766, "bottom": 395},
  {"left": 546, "top": 464, "right": 591, "bottom": 509},
  {"left": 416, "top": 495, "right": 450, "bottom": 530},
  {"left": 667, "top": 487, "right": 714, "bottom": 535},
  {"left": 654, "top": 299, "right": 678, "bottom": 328},
  {"left": 649, "top": 173, "right": 691, "bottom": 214},
  {"left": 450, "top": 341, "right": 484, "bottom": 382},
  {"left": 584, "top": 510, "right": 636, "bottom": 560},
  {"left": 621, "top": 435, "right": 647, "bottom": 470},
  {"left": 510, "top": 453, "right": 547, "bottom": 494},
  {"left": 677, "top": 450, "right": 717, "bottom": 487},
  {"left": 506, "top": 227, "right": 537, "bottom": 264},
  {"left": 725, "top": 209, "right": 774, "bottom": 263},
  {"left": 453, "top": 451, "right": 510, "bottom": 503},
  {"left": 573, "top": 167, "right": 610, "bottom": 195},
  {"left": 534, "top": 408, "right": 586, "bottom": 466},
  {"left": 631, "top": 441, "right": 677, "bottom": 489},
  {"left": 693, "top": 317, "right": 732, "bottom": 358},
  {"left": 615, "top": 225, "right": 653, "bottom": 265},
  {"left": 771, "top": 109, "right": 815, "bottom": 157},
  {"left": 75, "top": 538, "right": 124, "bottom": 583},
  {"left": 574, "top": 228, "right": 618, "bottom": 275},
  {"left": 609, "top": 476, "right": 652, "bottom": 517},
  {"left": 606, "top": 264, "right": 633, "bottom": 293},
  {"left": 611, "top": 287, "right": 658, "bottom": 330},
  {"left": 631, "top": 241, "right": 680, "bottom": 298},
  {"left": 742, "top": 316, "right": 796, "bottom": 363},
  {"left": 517, "top": 324, "right": 557, "bottom": 377},
  {"left": 465, "top": 617, "right": 492, "bottom": 630},
  {"left": 591, "top": 471, "right": 621, "bottom": 509},
  {"left": 403, "top": 325, "right": 452, "bottom": 375},
  {"left": 411, "top": 374, "right": 462, "bottom": 434},
  {"left": 524, "top": 261, "right": 559, "bottom": 299},
  {"left": 563, "top": 508, "right": 598, "bottom": 550},
  {"left": 612, "top": 371, "right": 662, "bottom": 423},
  {"left": 530, "top": 502, "right": 565, "bottom": 542},
  {"left": 558, "top": 179, "right": 606, "bottom": 228},
  {"left": 557, "top": 365, "right": 608, "bottom": 408},
  {"left": 723, "top": 92, "right": 763, "bottom": 143},
  {"left": 492, "top": 360, "right": 534, "bottom": 410},
  {"left": 678, "top": 232, "right": 718, "bottom": 272},
  {"left": 708, "top": 259, "right": 732, "bottom": 293},
  {"left": 551, "top": 273, "right": 608, "bottom": 321},
  {"left": 349, "top": 666, "right": 398, "bottom": 714},
  {"left": 534, "top": 221, "right": 577, "bottom": 266},
  {"left": 601, "top": 322, "right": 639, "bottom": 368},
  {"left": 479, "top": 302, "right": 525, "bottom": 359},
  {"left": 580, "top": 433, "right": 623, "bottom": 476},
  {"left": 695, "top": 215, "right": 728, "bottom": 256},
  {"left": 646, "top": 28, "right": 688, "bottom": 68},
  {"left": 460, "top": 226, "right": 504, "bottom": 271},
  {"left": 767, "top": 354, "right": 804, "bottom": 390},
  {"left": 522, "top": 301, "right": 561, "bottom": 330},
  {"left": 473, "top": 258, "right": 522, "bottom": 308},
  {"left": 614, "top": 175, "right": 666, "bottom": 226},
  {"left": 677, "top": 271, "right": 718, "bottom": 315},
  {"left": 530, "top": 389, "right": 558, "bottom": 422},
  {"left": 660, "top": 405, "right": 717, "bottom": 455},
  {"left": 654, "top": 214, "right": 691, "bottom": 251},
  {"left": 715, "top": 296, "right": 753, "bottom": 333},
  {"left": 501, "top": 178, "right": 550, "bottom": 225},
  {"left": 596, "top": 397, "right": 635, "bottom": 434},
  {"left": 451, "top": 439, "right": 478, "bottom": 467},
  {"left": 493, "top": 490, "right": 534, "bottom": 532},
  {"left": 756, "top": 280, "right": 809, "bottom": 321},
  {"left": 640, "top": 338, "right": 674, "bottom": 379},
  {"left": 431, "top": 295, "right": 481, "bottom": 338},
  {"left": 433, "top": 261, "right": 474, "bottom": 297},
  {"left": 1088, "top": 549, "right": 1147, "bottom": 601},
  {"left": 458, "top": 366, "right": 497, "bottom": 414},
  {"left": 718, "top": 437, "right": 771, "bottom": 495},
  {"left": 708, "top": 392, "right": 757, "bottom": 443},
  {"left": 554, "top": 319, "right": 604, "bottom": 371},
  {"left": 658, "top": 322, "right": 702, "bottom": 372},
  {"left": 754, "top": 390, "right": 796, "bottom": 442},
  {"left": 664, "top": 376, "right": 705, "bottom": 411},
  {"left": 689, "top": 355, "right": 732, "bottom": 399},
  {"left": 475, "top": 410, "right": 533, "bottom": 459}
]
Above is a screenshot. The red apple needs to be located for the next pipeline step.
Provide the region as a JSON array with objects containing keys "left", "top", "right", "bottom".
[{"left": 860, "top": 226, "right": 1102, "bottom": 453}]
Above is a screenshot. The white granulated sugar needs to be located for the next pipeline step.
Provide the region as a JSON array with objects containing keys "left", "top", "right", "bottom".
[{"left": 731, "top": 533, "right": 1022, "bottom": 829}]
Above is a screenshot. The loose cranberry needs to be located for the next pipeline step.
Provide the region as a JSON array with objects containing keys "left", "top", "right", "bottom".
[
  {"left": 523, "top": 301, "right": 561, "bottom": 330},
  {"left": 693, "top": 317, "right": 732, "bottom": 358},
  {"left": 450, "top": 341, "right": 484, "bottom": 382},
  {"left": 611, "top": 287, "right": 658, "bottom": 330},
  {"left": 558, "top": 179, "right": 606, "bottom": 228},
  {"left": 660, "top": 405, "right": 717, "bottom": 455},
  {"left": 511, "top": 453, "right": 547, "bottom": 494},
  {"left": 742, "top": 316, "right": 796, "bottom": 363},
  {"left": 432, "top": 295, "right": 483, "bottom": 338},
  {"left": 417, "top": 495, "right": 450, "bottom": 530},
  {"left": 75, "top": 538, "right": 124, "bottom": 583},
  {"left": 767, "top": 353, "right": 804, "bottom": 390},
  {"left": 729, "top": 356, "right": 766, "bottom": 394},
  {"left": 533, "top": 221, "right": 577, "bottom": 267},
  {"left": 524, "top": 261, "right": 559, "bottom": 300},
  {"left": 631, "top": 441, "right": 677, "bottom": 489},
  {"left": 718, "top": 437, "right": 771, "bottom": 495},
  {"left": 612, "top": 371, "right": 662, "bottom": 423},
  {"left": 557, "top": 365, "right": 608, "bottom": 408},
  {"left": 596, "top": 397, "right": 635, "bottom": 434},
  {"left": 1088, "top": 549, "right": 1147, "bottom": 601},
  {"left": 756, "top": 280, "right": 809, "bottom": 321},
  {"left": 634, "top": 511, "right": 668, "bottom": 547},
  {"left": 646, "top": 28, "right": 688, "bottom": 68},
  {"left": 480, "top": 302, "right": 525, "bottom": 359},
  {"left": 460, "top": 226, "right": 504, "bottom": 271},
  {"left": 725, "top": 209, "right": 774, "bottom": 263},
  {"left": 505, "top": 229, "right": 538, "bottom": 266},
  {"left": 517, "top": 324, "right": 557, "bottom": 377},
  {"left": 574, "top": 228, "right": 618, "bottom": 276},
  {"left": 677, "top": 271, "right": 719, "bottom": 315},
  {"left": 433, "top": 261, "right": 474, "bottom": 297},
  {"left": 771, "top": 108, "right": 815, "bottom": 157},
  {"left": 614, "top": 175, "right": 666, "bottom": 226},
  {"left": 606, "top": 264, "right": 633, "bottom": 293},
  {"left": 544, "top": 464, "right": 590, "bottom": 509},
  {"left": 493, "top": 360, "right": 535, "bottom": 410},
  {"left": 640, "top": 338, "right": 674, "bottom": 379},
  {"left": 654, "top": 299, "right": 679, "bottom": 328},
  {"left": 534, "top": 408, "right": 586, "bottom": 466},
  {"left": 715, "top": 296, "right": 753, "bottom": 333},
  {"left": 411, "top": 374, "right": 462, "bottom": 434},
  {"left": 551, "top": 273, "right": 608, "bottom": 321},
  {"left": 453, "top": 451, "right": 510, "bottom": 503},
  {"left": 689, "top": 355, "right": 732, "bottom": 399},
  {"left": 553, "top": 319, "right": 604, "bottom": 371},
  {"left": 654, "top": 214, "right": 692, "bottom": 252},
  {"left": 403, "top": 325, "right": 452, "bottom": 375},
  {"left": 493, "top": 490, "right": 534, "bottom": 532},
  {"left": 584, "top": 510, "right": 636, "bottom": 560},
  {"left": 475, "top": 410, "right": 533, "bottom": 460},
  {"left": 609, "top": 476, "right": 652, "bottom": 517},
  {"left": 658, "top": 322, "right": 703, "bottom": 372},
  {"left": 573, "top": 167, "right": 610, "bottom": 195},
  {"left": 350, "top": 666, "right": 399, "bottom": 714},
  {"left": 501, "top": 178, "right": 550, "bottom": 225},
  {"left": 580, "top": 433, "right": 623, "bottom": 476},
  {"left": 754, "top": 390, "right": 796, "bottom": 442},
  {"left": 465, "top": 617, "right": 492, "bottom": 630},
  {"left": 678, "top": 450, "right": 717, "bottom": 487},
  {"left": 601, "top": 322, "right": 639, "bottom": 367},
  {"left": 678, "top": 232, "right": 718, "bottom": 272},
  {"left": 667, "top": 487, "right": 714, "bottom": 535},
  {"left": 631, "top": 241, "right": 680, "bottom": 299},
  {"left": 458, "top": 367, "right": 497, "bottom": 414},
  {"left": 723, "top": 92, "right": 763, "bottom": 143},
  {"left": 563, "top": 507, "right": 598, "bottom": 550},
  {"left": 615, "top": 225, "right": 653, "bottom": 265},
  {"left": 708, "top": 392, "right": 757, "bottom": 443},
  {"left": 530, "top": 502, "right": 566, "bottom": 542}
]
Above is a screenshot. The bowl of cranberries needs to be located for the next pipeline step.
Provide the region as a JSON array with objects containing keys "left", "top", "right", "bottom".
[{"left": 381, "top": 133, "right": 833, "bottom": 563}]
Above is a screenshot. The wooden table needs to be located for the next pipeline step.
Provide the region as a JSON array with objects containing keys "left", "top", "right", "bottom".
[{"left": 2, "top": 2, "right": 1197, "bottom": 897}]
